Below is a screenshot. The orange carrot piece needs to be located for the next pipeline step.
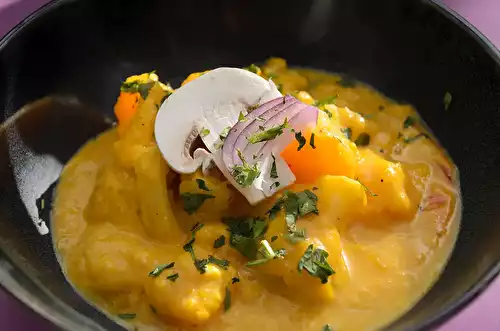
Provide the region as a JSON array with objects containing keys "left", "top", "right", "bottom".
[{"left": 114, "top": 91, "right": 141, "bottom": 136}]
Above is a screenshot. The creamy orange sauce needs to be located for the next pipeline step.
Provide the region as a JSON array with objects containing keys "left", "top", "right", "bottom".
[{"left": 52, "top": 58, "right": 460, "bottom": 331}]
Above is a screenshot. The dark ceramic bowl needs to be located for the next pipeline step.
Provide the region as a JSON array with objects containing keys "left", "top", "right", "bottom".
[{"left": 1, "top": 0, "right": 500, "bottom": 330}]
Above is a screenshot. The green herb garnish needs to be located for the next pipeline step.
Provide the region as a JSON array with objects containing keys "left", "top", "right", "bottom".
[
  {"left": 341, "top": 127, "right": 352, "bottom": 140},
  {"left": 244, "top": 64, "right": 261, "bottom": 74},
  {"left": 356, "top": 178, "right": 378, "bottom": 197},
  {"left": 208, "top": 255, "right": 230, "bottom": 269},
  {"left": 232, "top": 277, "right": 240, "bottom": 284},
  {"left": 120, "top": 81, "right": 155, "bottom": 99},
  {"left": 180, "top": 193, "right": 215, "bottom": 214},
  {"left": 200, "top": 127, "right": 210, "bottom": 137},
  {"left": 294, "top": 131, "right": 307, "bottom": 151},
  {"left": 314, "top": 96, "right": 337, "bottom": 107},
  {"left": 444, "top": 92, "right": 452, "bottom": 110},
  {"left": 183, "top": 223, "right": 209, "bottom": 274},
  {"left": 276, "top": 83, "right": 284, "bottom": 93},
  {"left": 196, "top": 178, "right": 211, "bottom": 191},
  {"left": 271, "top": 235, "right": 278, "bottom": 242},
  {"left": 247, "top": 103, "right": 260, "bottom": 113},
  {"left": 118, "top": 313, "right": 136, "bottom": 320},
  {"left": 246, "top": 240, "right": 286, "bottom": 266},
  {"left": 238, "top": 111, "right": 247, "bottom": 122},
  {"left": 232, "top": 150, "right": 261, "bottom": 187},
  {"left": 323, "top": 325, "right": 333, "bottom": 331},
  {"left": 270, "top": 154, "right": 278, "bottom": 179},
  {"left": 148, "top": 262, "right": 175, "bottom": 278},
  {"left": 223, "top": 216, "right": 268, "bottom": 259},
  {"left": 404, "top": 133, "right": 429, "bottom": 144},
  {"left": 298, "top": 244, "right": 335, "bottom": 284},
  {"left": 403, "top": 116, "right": 417, "bottom": 129},
  {"left": 354, "top": 132, "right": 370, "bottom": 146},
  {"left": 219, "top": 126, "right": 231, "bottom": 140},
  {"left": 166, "top": 273, "right": 179, "bottom": 282},
  {"left": 310, "top": 133, "right": 316, "bottom": 149},
  {"left": 214, "top": 235, "right": 226, "bottom": 248},
  {"left": 224, "top": 287, "right": 231, "bottom": 311},
  {"left": 247, "top": 118, "right": 289, "bottom": 144},
  {"left": 270, "top": 181, "right": 281, "bottom": 190}
]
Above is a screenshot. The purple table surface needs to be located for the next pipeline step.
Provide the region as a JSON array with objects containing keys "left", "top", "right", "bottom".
[{"left": 1, "top": 0, "right": 500, "bottom": 330}]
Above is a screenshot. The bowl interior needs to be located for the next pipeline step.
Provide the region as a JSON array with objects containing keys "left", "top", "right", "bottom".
[{"left": 1, "top": 0, "right": 500, "bottom": 330}]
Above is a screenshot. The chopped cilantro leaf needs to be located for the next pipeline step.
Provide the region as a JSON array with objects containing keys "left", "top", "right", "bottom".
[
  {"left": 118, "top": 313, "right": 136, "bottom": 320},
  {"left": 148, "top": 262, "right": 175, "bottom": 277},
  {"left": 276, "top": 83, "right": 284, "bottom": 93},
  {"left": 224, "top": 287, "right": 231, "bottom": 311},
  {"left": 270, "top": 154, "right": 278, "bottom": 179},
  {"left": 213, "top": 235, "right": 226, "bottom": 248},
  {"left": 247, "top": 103, "right": 260, "bottom": 113},
  {"left": 183, "top": 223, "right": 209, "bottom": 274},
  {"left": 271, "top": 235, "right": 278, "bottom": 242},
  {"left": 310, "top": 132, "right": 316, "bottom": 149},
  {"left": 244, "top": 64, "right": 261, "bottom": 74},
  {"left": 341, "top": 127, "right": 352, "bottom": 140},
  {"left": 444, "top": 92, "right": 452, "bottom": 110},
  {"left": 322, "top": 109, "right": 333, "bottom": 118},
  {"left": 196, "top": 178, "right": 211, "bottom": 191},
  {"left": 294, "top": 131, "right": 307, "bottom": 151},
  {"left": 314, "top": 96, "right": 337, "bottom": 107},
  {"left": 247, "top": 118, "right": 289, "bottom": 144},
  {"left": 223, "top": 217, "right": 268, "bottom": 259},
  {"left": 200, "top": 128, "right": 210, "bottom": 137},
  {"left": 120, "top": 81, "right": 155, "bottom": 99},
  {"left": 354, "top": 132, "right": 370, "bottom": 146},
  {"left": 180, "top": 193, "right": 215, "bottom": 215},
  {"left": 323, "top": 325, "right": 333, "bottom": 331},
  {"left": 247, "top": 240, "right": 286, "bottom": 266},
  {"left": 166, "top": 273, "right": 179, "bottom": 282},
  {"left": 238, "top": 111, "right": 247, "bottom": 122},
  {"left": 232, "top": 277, "right": 240, "bottom": 284},
  {"left": 298, "top": 244, "right": 335, "bottom": 284},
  {"left": 219, "top": 126, "right": 231, "bottom": 140},
  {"left": 403, "top": 116, "right": 417, "bottom": 129},
  {"left": 208, "top": 255, "right": 230, "bottom": 269},
  {"left": 232, "top": 150, "right": 261, "bottom": 187}
]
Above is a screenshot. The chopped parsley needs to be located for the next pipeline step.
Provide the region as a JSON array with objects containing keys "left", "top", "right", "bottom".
[
  {"left": 444, "top": 92, "right": 452, "bottom": 110},
  {"left": 118, "top": 313, "right": 137, "bottom": 320},
  {"left": 232, "top": 277, "right": 240, "bottom": 284},
  {"left": 244, "top": 64, "right": 261, "bottom": 74},
  {"left": 120, "top": 80, "right": 155, "bottom": 99},
  {"left": 246, "top": 240, "right": 286, "bottom": 267},
  {"left": 183, "top": 223, "right": 209, "bottom": 274},
  {"left": 200, "top": 127, "right": 210, "bottom": 137},
  {"left": 310, "top": 132, "right": 316, "bottom": 149},
  {"left": 219, "top": 126, "right": 231, "bottom": 140},
  {"left": 208, "top": 255, "right": 230, "bottom": 269},
  {"left": 223, "top": 216, "right": 268, "bottom": 259},
  {"left": 323, "top": 325, "right": 333, "bottom": 331},
  {"left": 166, "top": 273, "right": 179, "bottom": 282},
  {"left": 298, "top": 244, "right": 335, "bottom": 284},
  {"left": 354, "top": 132, "right": 370, "bottom": 146},
  {"left": 266, "top": 190, "right": 318, "bottom": 243},
  {"left": 213, "top": 235, "right": 226, "bottom": 248},
  {"left": 341, "top": 127, "right": 352, "bottom": 140},
  {"left": 148, "top": 262, "right": 175, "bottom": 278},
  {"left": 270, "top": 181, "right": 281, "bottom": 190},
  {"left": 294, "top": 131, "right": 307, "bottom": 151},
  {"left": 247, "top": 103, "right": 260, "bottom": 113},
  {"left": 232, "top": 150, "right": 261, "bottom": 187},
  {"left": 224, "top": 287, "right": 231, "bottom": 311},
  {"left": 404, "top": 133, "right": 429, "bottom": 144},
  {"left": 270, "top": 154, "right": 278, "bottom": 179},
  {"left": 403, "top": 116, "right": 417, "bottom": 129},
  {"left": 276, "top": 83, "right": 284, "bottom": 93},
  {"left": 314, "top": 96, "right": 337, "bottom": 107},
  {"left": 356, "top": 178, "right": 378, "bottom": 197},
  {"left": 196, "top": 178, "right": 211, "bottom": 191},
  {"left": 256, "top": 116, "right": 266, "bottom": 122},
  {"left": 322, "top": 109, "right": 333, "bottom": 118},
  {"left": 271, "top": 235, "right": 278, "bottom": 242},
  {"left": 247, "top": 118, "right": 289, "bottom": 144},
  {"left": 180, "top": 193, "right": 215, "bottom": 214},
  {"left": 238, "top": 111, "right": 247, "bottom": 122}
]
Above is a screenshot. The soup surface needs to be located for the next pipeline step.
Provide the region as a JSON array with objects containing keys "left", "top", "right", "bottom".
[{"left": 52, "top": 58, "right": 460, "bottom": 331}]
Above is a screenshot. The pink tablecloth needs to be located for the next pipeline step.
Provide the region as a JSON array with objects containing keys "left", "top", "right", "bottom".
[{"left": 0, "top": 0, "right": 499, "bottom": 330}]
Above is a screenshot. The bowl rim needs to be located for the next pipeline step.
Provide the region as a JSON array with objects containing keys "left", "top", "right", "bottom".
[{"left": 1, "top": 0, "right": 500, "bottom": 330}]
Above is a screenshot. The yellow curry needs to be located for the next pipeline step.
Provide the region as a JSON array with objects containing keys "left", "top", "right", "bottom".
[{"left": 52, "top": 58, "right": 460, "bottom": 331}]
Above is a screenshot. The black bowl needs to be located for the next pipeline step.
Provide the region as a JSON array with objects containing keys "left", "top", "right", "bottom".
[{"left": 1, "top": 0, "right": 500, "bottom": 330}]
